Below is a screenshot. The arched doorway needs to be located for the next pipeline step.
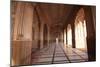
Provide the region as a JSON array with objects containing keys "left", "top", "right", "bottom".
[
  {"left": 43, "top": 24, "right": 48, "bottom": 47},
  {"left": 75, "top": 8, "right": 87, "bottom": 50},
  {"left": 64, "top": 29, "right": 66, "bottom": 45},
  {"left": 67, "top": 24, "right": 72, "bottom": 47}
]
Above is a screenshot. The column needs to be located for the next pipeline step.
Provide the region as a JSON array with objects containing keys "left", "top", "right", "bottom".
[
  {"left": 71, "top": 23, "right": 75, "bottom": 48},
  {"left": 66, "top": 28, "right": 67, "bottom": 45},
  {"left": 84, "top": 7, "right": 96, "bottom": 61}
]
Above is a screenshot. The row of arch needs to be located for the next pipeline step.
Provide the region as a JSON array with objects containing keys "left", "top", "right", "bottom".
[
  {"left": 11, "top": 2, "right": 50, "bottom": 66},
  {"left": 62, "top": 7, "right": 96, "bottom": 61},
  {"left": 64, "top": 8, "right": 87, "bottom": 49},
  {"left": 64, "top": 20, "right": 87, "bottom": 49},
  {"left": 32, "top": 6, "right": 49, "bottom": 50},
  {"left": 32, "top": 24, "right": 48, "bottom": 48}
]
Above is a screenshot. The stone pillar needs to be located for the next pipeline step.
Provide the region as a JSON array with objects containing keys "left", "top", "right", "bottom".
[
  {"left": 84, "top": 6, "right": 96, "bottom": 61},
  {"left": 71, "top": 21, "right": 75, "bottom": 48},
  {"left": 40, "top": 23, "right": 44, "bottom": 49},
  {"left": 66, "top": 28, "right": 67, "bottom": 45}
]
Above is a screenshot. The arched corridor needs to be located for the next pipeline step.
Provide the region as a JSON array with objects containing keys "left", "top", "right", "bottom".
[{"left": 11, "top": 1, "right": 96, "bottom": 66}]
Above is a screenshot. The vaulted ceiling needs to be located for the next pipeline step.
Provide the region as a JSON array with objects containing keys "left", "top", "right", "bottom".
[{"left": 34, "top": 2, "right": 74, "bottom": 36}]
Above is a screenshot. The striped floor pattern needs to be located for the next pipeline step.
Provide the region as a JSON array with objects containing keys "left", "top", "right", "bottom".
[{"left": 31, "top": 43, "right": 88, "bottom": 65}]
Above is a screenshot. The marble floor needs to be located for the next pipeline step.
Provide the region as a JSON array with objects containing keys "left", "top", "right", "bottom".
[{"left": 31, "top": 43, "right": 88, "bottom": 65}]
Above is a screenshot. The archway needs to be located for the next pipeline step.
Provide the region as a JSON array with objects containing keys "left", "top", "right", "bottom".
[
  {"left": 75, "top": 8, "right": 87, "bottom": 50},
  {"left": 67, "top": 24, "right": 72, "bottom": 47},
  {"left": 64, "top": 29, "right": 66, "bottom": 45}
]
